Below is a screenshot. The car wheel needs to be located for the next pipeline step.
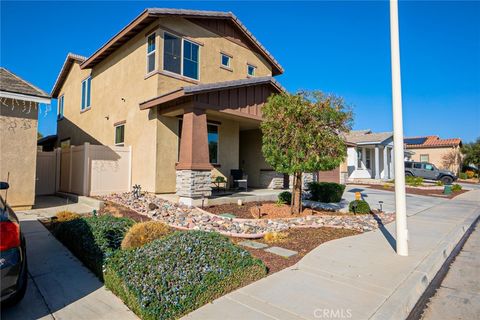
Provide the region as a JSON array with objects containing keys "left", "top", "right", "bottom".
[
  {"left": 3, "top": 256, "right": 28, "bottom": 306},
  {"left": 441, "top": 176, "right": 453, "bottom": 185},
  {"left": 405, "top": 172, "right": 413, "bottom": 177}
]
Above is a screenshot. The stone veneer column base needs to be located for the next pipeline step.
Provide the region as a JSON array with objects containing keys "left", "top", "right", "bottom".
[{"left": 176, "top": 170, "right": 212, "bottom": 206}]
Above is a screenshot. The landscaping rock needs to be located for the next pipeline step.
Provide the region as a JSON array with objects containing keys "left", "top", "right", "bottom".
[
  {"left": 100, "top": 193, "right": 396, "bottom": 237},
  {"left": 239, "top": 240, "right": 268, "bottom": 249}
]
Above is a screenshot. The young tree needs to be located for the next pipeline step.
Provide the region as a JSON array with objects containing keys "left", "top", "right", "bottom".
[
  {"left": 461, "top": 137, "right": 480, "bottom": 182},
  {"left": 261, "top": 91, "right": 353, "bottom": 214},
  {"left": 442, "top": 149, "right": 461, "bottom": 173}
]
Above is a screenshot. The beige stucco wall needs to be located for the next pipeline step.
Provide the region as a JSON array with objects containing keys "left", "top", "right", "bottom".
[
  {"left": 0, "top": 100, "right": 38, "bottom": 209},
  {"left": 56, "top": 16, "right": 275, "bottom": 193},
  {"left": 239, "top": 129, "right": 271, "bottom": 187},
  {"left": 211, "top": 117, "right": 240, "bottom": 184},
  {"left": 408, "top": 146, "right": 461, "bottom": 172}
]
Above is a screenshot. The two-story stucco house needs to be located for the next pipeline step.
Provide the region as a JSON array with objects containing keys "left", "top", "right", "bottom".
[{"left": 52, "top": 8, "right": 285, "bottom": 205}]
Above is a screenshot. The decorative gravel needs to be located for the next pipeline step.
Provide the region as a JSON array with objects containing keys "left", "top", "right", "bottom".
[{"left": 100, "top": 193, "right": 396, "bottom": 237}]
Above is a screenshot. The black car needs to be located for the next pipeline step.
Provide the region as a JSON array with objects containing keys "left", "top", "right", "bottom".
[{"left": 0, "top": 182, "right": 27, "bottom": 305}]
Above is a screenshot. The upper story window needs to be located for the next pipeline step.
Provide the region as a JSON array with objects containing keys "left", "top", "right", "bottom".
[
  {"left": 247, "top": 64, "right": 256, "bottom": 77},
  {"left": 81, "top": 76, "right": 91, "bottom": 111},
  {"left": 115, "top": 123, "right": 125, "bottom": 146},
  {"left": 163, "top": 32, "right": 200, "bottom": 80},
  {"left": 58, "top": 95, "right": 64, "bottom": 120},
  {"left": 221, "top": 53, "right": 231, "bottom": 68},
  {"left": 147, "top": 33, "right": 156, "bottom": 73}
]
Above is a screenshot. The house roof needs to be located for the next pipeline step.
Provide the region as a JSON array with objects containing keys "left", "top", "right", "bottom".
[
  {"left": 0, "top": 67, "right": 50, "bottom": 99},
  {"left": 405, "top": 136, "right": 462, "bottom": 148},
  {"left": 139, "top": 76, "right": 284, "bottom": 110},
  {"left": 50, "top": 53, "right": 87, "bottom": 98},
  {"left": 344, "top": 129, "right": 393, "bottom": 144},
  {"left": 80, "top": 8, "right": 283, "bottom": 75}
]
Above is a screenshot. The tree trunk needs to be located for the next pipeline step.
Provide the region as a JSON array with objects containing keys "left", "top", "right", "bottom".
[{"left": 291, "top": 172, "right": 302, "bottom": 214}]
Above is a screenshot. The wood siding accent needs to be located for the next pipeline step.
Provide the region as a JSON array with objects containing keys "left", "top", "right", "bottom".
[
  {"left": 191, "top": 84, "right": 274, "bottom": 120},
  {"left": 187, "top": 18, "right": 260, "bottom": 54}
]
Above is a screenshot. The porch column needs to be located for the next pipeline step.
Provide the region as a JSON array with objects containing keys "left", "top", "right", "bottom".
[
  {"left": 383, "top": 146, "right": 388, "bottom": 179},
  {"left": 176, "top": 106, "right": 213, "bottom": 206},
  {"left": 374, "top": 146, "right": 380, "bottom": 179},
  {"left": 389, "top": 147, "right": 394, "bottom": 178},
  {"left": 361, "top": 147, "right": 367, "bottom": 169}
]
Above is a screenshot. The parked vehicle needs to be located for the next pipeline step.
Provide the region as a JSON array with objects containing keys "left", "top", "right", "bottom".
[
  {"left": 0, "top": 182, "right": 28, "bottom": 305},
  {"left": 405, "top": 161, "right": 457, "bottom": 184}
]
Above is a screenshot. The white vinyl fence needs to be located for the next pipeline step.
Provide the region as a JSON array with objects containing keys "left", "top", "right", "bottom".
[{"left": 36, "top": 143, "right": 131, "bottom": 196}]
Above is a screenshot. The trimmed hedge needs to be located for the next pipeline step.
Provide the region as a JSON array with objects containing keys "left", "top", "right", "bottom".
[
  {"left": 53, "top": 215, "right": 134, "bottom": 278},
  {"left": 105, "top": 231, "right": 267, "bottom": 320},
  {"left": 277, "top": 191, "right": 292, "bottom": 204},
  {"left": 348, "top": 200, "right": 371, "bottom": 214},
  {"left": 308, "top": 182, "right": 345, "bottom": 203}
]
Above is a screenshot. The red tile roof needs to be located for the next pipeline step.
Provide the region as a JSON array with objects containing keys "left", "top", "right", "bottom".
[{"left": 405, "top": 135, "right": 462, "bottom": 148}]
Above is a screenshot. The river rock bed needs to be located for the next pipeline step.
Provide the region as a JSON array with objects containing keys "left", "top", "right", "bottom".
[{"left": 100, "top": 193, "right": 396, "bottom": 237}]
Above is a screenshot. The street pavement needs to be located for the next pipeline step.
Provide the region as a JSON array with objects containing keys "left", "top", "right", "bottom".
[
  {"left": 184, "top": 189, "right": 480, "bottom": 320},
  {"left": 421, "top": 222, "right": 480, "bottom": 319}
]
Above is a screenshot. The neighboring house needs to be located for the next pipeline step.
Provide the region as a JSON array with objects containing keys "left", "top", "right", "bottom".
[
  {"left": 405, "top": 136, "right": 462, "bottom": 173},
  {"left": 0, "top": 67, "right": 51, "bottom": 209},
  {"left": 52, "top": 8, "right": 285, "bottom": 205},
  {"left": 344, "top": 130, "right": 395, "bottom": 181}
]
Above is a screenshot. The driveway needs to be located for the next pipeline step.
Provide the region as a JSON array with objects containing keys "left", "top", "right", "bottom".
[
  {"left": 1, "top": 199, "right": 137, "bottom": 320},
  {"left": 343, "top": 185, "right": 449, "bottom": 215}
]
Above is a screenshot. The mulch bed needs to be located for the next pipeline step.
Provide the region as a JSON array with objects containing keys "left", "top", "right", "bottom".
[
  {"left": 231, "top": 227, "right": 360, "bottom": 274},
  {"left": 365, "top": 184, "right": 468, "bottom": 199},
  {"left": 98, "top": 200, "right": 152, "bottom": 222},
  {"left": 206, "top": 201, "right": 343, "bottom": 219}
]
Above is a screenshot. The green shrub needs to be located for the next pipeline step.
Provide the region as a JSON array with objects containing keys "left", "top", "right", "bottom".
[
  {"left": 105, "top": 231, "right": 266, "bottom": 320},
  {"left": 53, "top": 215, "right": 134, "bottom": 278},
  {"left": 459, "top": 172, "right": 468, "bottom": 180},
  {"left": 277, "top": 191, "right": 292, "bottom": 204},
  {"left": 121, "top": 221, "right": 171, "bottom": 250},
  {"left": 308, "top": 182, "right": 345, "bottom": 203},
  {"left": 348, "top": 200, "right": 371, "bottom": 214},
  {"left": 452, "top": 184, "right": 462, "bottom": 192},
  {"left": 405, "top": 176, "right": 423, "bottom": 187},
  {"left": 435, "top": 180, "right": 444, "bottom": 186}
]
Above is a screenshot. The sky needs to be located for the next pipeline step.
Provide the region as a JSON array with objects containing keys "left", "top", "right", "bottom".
[{"left": 1, "top": 1, "right": 479, "bottom": 142}]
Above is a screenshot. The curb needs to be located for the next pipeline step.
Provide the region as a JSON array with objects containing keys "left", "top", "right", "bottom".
[{"left": 370, "top": 208, "right": 480, "bottom": 320}]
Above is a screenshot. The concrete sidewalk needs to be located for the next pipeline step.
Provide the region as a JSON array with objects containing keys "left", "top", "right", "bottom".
[
  {"left": 184, "top": 190, "right": 480, "bottom": 320},
  {"left": 1, "top": 216, "right": 137, "bottom": 320}
]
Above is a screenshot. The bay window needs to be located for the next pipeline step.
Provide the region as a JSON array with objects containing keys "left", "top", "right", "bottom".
[{"left": 147, "top": 33, "right": 156, "bottom": 73}]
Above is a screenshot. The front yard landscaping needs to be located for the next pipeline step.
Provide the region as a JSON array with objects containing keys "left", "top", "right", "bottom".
[
  {"left": 40, "top": 188, "right": 381, "bottom": 320},
  {"left": 364, "top": 182, "right": 468, "bottom": 199}
]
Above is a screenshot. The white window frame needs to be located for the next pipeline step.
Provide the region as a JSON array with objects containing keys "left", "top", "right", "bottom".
[
  {"left": 58, "top": 95, "right": 64, "bottom": 120},
  {"left": 114, "top": 123, "right": 125, "bottom": 146},
  {"left": 420, "top": 154, "right": 429, "bottom": 162},
  {"left": 146, "top": 32, "right": 156, "bottom": 74},
  {"left": 81, "top": 76, "right": 91, "bottom": 111},
  {"left": 162, "top": 32, "right": 200, "bottom": 81},
  {"left": 220, "top": 53, "right": 231, "bottom": 68},
  {"left": 247, "top": 64, "right": 256, "bottom": 77}
]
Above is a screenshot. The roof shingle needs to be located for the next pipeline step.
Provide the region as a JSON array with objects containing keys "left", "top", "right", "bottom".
[
  {"left": 0, "top": 67, "right": 49, "bottom": 98},
  {"left": 344, "top": 129, "right": 393, "bottom": 144}
]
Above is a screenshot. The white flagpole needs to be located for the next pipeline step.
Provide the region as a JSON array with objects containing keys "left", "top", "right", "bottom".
[{"left": 390, "top": 0, "right": 409, "bottom": 256}]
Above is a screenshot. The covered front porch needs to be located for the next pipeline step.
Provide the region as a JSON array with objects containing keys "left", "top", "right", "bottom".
[
  {"left": 347, "top": 144, "right": 394, "bottom": 181},
  {"left": 140, "top": 77, "right": 287, "bottom": 205}
]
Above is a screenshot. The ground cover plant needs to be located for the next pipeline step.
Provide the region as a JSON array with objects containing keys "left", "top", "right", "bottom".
[
  {"left": 105, "top": 231, "right": 266, "bottom": 320},
  {"left": 53, "top": 215, "right": 134, "bottom": 278}
]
